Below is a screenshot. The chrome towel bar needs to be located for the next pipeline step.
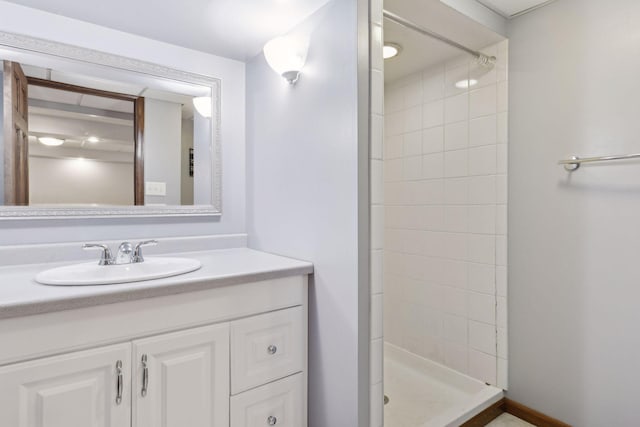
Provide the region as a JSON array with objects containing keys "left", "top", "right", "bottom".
[{"left": 559, "top": 153, "right": 640, "bottom": 171}]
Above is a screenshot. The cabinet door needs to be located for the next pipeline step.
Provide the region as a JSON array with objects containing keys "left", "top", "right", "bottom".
[
  {"left": 0, "top": 343, "right": 131, "bottom": 427},
  {"left": 132, "top": 323, "right": 230, "bottom": 427}
]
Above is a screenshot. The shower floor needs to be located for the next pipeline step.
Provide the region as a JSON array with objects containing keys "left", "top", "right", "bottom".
[{"left": 384, "top": 343, "right": 503, "bottom": 427}]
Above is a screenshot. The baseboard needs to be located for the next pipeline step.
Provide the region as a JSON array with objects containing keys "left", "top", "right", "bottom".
[
  {"left": 460, "top": 398, "right": 572, "bottom": 427},
  {"left": 459, "top": 399, "right": 505, "bottom": 427},
  {"left": 503, "top": 398, "right": 572, "bottom": 427}
]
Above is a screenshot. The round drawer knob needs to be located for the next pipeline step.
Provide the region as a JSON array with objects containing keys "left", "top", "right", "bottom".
[
  {"left": 267, "top": 415, "right": 277, "bottom": 425},
  {"left": 267, "top": 345, "right": 277, "bottom": 355}
]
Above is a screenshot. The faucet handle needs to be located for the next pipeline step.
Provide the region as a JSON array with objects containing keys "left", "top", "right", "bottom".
[
  {"left": 133, "top": 240, "right": 158, "bottom": 263},
  {"left": 83, "top": 243, "right": 114, "bottom": 266}
]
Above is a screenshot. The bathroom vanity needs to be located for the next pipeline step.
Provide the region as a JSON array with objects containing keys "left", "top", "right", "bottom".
[{"left": 0, "top": 247, "right": 312, "bottom": 427}]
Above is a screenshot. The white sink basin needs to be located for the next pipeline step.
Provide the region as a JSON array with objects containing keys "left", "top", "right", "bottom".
[{"left": 35, "top": 257, "right": 202, "bottom": 286}]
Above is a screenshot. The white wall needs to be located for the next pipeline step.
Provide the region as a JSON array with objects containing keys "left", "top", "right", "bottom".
[
  {"left": 383, "top": 41, "right": 508, "bottom": 387},
  {"left": 29, "top": 157, "right": 133, "bottom": 205},
  {"left": 246, "top": 0, "right": 368, "bottom": 425},
  {"left": 508, "top": 0, "right": 640, "bottom": 424},
  {"left": 144, "top": 98, "right": 182, "bottom": 205},
  {"left": 0, "top": 0, "right": 245, "bottom": 245}
]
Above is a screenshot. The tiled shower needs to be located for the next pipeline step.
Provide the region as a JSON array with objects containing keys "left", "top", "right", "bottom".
[{"left": 382, "top": 40, "right": 509, "bottom": 389}]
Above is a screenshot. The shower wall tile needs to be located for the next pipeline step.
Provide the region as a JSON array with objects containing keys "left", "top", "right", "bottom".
[
  {"left": 444, "top": 93, "right": 469, "bottom": 123},
  {"left": 423, "top": 66, "right": 445, "bottom": 102},
  {"left": 469, "top": 145, "right": 497, "bottom": 176},
  {"left": 444, "top": 121, "right": 468, "bottom": 151},
  {"left": 468, "top": 234, "right": 496, "bottom": 265},
  {"left": 468, "top": 263, "right": 496, "bottom": 295},
  {"left": 444, "top": 178, "right": 469, "bottom": 205},
  {"left": 371, "top": 250, "right": 383, "bottom": 294},
  {"left": 370, "top": 4, "right": 385, "bottom": 425},
  {"left": 469, "top": 320, "right": 497, "bottom": 355},
  {"left": 445, "top": 64, "right": 469, "bottom": 97},
  {"left": 476, "top": 66, "right": 498, "bottom": 89},
  {"left": 497, "top": 327, "right": 508, "bottom": 359},
  {"left": 423, "top": 100, "right": 445, "bottom": 128},
  {"left": 497, "top": 112, "right": 508, "bottom": 143},
  {"left": 469, "top": 85, "right": 497, "bottom": 118},
  {"left": 404, "top": 105, "right": 423, "bottom": 132},
  {"left": 404, "top": 131, "right": 422, "bottom": 157},
  {"left": 386, "top": 134, "right": 403, "bottom": 159},
  {"left": 469, "top": 349, "right": 497, "bottom": 385},
  {"left": 444, "top": 150, "right": 469, "bottom": 178},
  {"left": 445, "top": 342, "right": 469, "bottom": 374},
  {"left": 371, "top": 338, "right": 384, "bottom": 384},
  {"left": 383, "top": 41, "right": 509, "bottom": 389},
  {"left": 469, "top": 176, "right": 496, "bottom": 205},
  {"left": 372, "top": 69, "right": 384, "bottom": 115},
  {"left": 468, "top": 205, "right": 497, "bottom": 234},
  {"left": 404, "top": 76, "right": 424, "bottom": 108},
  {"left": 497, "top": 357, "right": 508, "bottom": 390},
  {"left": 444, "top": 313, "right": 468, "bottom": 344},
  {"left": 469, "top": 115, "right": 497, "bottom": 147},
  {"left": 496, "top": 266, "right": 507, "bottom": 297},
  {"left": 468, "top": 291, "right": 496, "bottom": 324},
  {"left": 370, "top": 381, "right": 384, "bottom": 427},
  {"left": 371, "top": 160, "right": 383, "bottom": 205},
  {"left": 497, "top": 81, "right": 508, "bottom": 113},
  {"left": 371, "top": 114, "right": 384, "bottom": 159},
  {"left": 423, "top": 126, "right": 444, "bottom": 153}
]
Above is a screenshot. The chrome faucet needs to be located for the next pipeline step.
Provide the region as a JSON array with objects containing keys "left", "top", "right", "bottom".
[
  {"left": 83, "top": 240, "right": 158, "bottom": 265},
  {"left": 115, "top": 242, "right": 134, "bottom": 264}
]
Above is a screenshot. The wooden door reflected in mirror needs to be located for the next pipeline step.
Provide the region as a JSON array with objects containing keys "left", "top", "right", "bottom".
[
  {"left": 27, "top": 76, "right": 143, "bottom": 206},
  {"left": 3, "top": 61, "right": 29, "bottom": 206}
]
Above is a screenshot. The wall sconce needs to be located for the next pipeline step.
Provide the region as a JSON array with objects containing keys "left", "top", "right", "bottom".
[
  {"left": 193, "top": 97, "right": 212, "bottom": 118},
  {"left": 263, "top": 36, "right": 309, "bottom": 85}
]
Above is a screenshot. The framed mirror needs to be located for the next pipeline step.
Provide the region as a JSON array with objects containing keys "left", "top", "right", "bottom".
[{"left": 0, "top": 31, "right": 221, "bottom": 218}]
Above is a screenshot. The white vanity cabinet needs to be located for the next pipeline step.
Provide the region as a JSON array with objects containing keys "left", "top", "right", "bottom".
[{"left": 0, "top": 274, "right": 309, "bottom": 427}]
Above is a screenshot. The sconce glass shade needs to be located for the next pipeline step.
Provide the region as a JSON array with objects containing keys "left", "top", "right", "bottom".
[
  {"left": 193, "top": 96, "right": 212, "bottom": 118},
  {"left": 263, "top": 36, "right": 308, "bottom": 84}
]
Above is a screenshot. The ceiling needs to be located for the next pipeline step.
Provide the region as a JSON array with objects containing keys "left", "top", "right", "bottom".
[
  {"left": 476, "top": 0, "right": 556, "bottom": 18},
  {"left": 384, "top": 0, "right": 504, "bottom": 82},
  {"left": 2, "top": 0, "right": 331, "bottom": 61}
]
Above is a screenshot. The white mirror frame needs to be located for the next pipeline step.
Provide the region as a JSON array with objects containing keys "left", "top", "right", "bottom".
[{"left": 0, "top": 31, "right": 221, "bottom": 219}]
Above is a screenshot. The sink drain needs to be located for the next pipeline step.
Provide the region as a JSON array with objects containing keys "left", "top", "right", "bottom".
[{"left": 384, "top": 395, "right": 389, "bottom": 405}]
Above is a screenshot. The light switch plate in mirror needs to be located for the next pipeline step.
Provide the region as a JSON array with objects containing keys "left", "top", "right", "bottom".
[{"left": 0, "top": 31, "right": 221, "bottom": 219}]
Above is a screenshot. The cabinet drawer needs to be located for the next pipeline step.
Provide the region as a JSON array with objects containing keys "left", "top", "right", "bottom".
[
  {"left": 231, "top": 307, "right": 304, "bottom": 394},
  {"left": 230, "top": 373, "right": 304, "bottom": 427}
]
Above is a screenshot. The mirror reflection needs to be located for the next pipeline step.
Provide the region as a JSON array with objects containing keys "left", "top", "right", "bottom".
[{"left": 1, "top": 57, "right": 215, "bottom": 208}]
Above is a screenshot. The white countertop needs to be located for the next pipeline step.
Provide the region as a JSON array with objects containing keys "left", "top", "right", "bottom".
[{"left": 0, "top": 248, "right": 313, "bottom": 319}]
